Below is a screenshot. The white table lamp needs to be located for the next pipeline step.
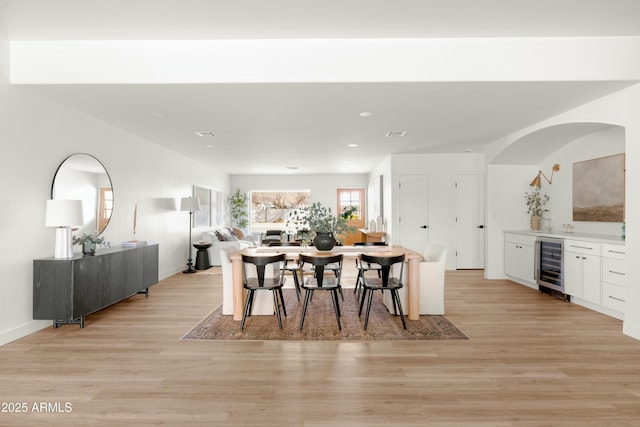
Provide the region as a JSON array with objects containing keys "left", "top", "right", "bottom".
[{"left": 46, "top": 199, "right": 84, "bottom": 259}]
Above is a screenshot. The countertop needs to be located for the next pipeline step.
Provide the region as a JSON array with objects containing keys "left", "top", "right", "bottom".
[{"left": 504, "top": 229, "right": 625, "bottom": 245}]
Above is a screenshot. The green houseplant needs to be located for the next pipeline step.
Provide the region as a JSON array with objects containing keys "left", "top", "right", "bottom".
[
  {"left": 228, "top": 188, "right": 249, "bottom": 231},
  {"left": 524, "top": 187, "right": 550, "bottom": 230},
  {"left": 73, "top": 232, "right": 110, "bottom": 255},
  {"left": 303, "top": 202, "right": 356, "bottom": 249}
]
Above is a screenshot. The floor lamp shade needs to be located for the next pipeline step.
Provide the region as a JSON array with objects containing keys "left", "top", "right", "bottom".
[
  {"left": 180, "top": 197, "right": 200, "bottom": 213},
  {"left": 46, "top": 199, "right": 84, "bottom": 259}
]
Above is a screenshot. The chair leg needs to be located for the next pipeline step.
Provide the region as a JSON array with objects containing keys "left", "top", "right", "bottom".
[
  {"left": 292, "top": 269, "right": 301, "bottom": 302},
  {"left": 272, "top": 290, "right": 283, "bottom": 329},
  {"left": 299, "top": 289, "right": 312, "bottom": 330},
  {"left": 358, "top": 287, "right": 367, "bottom": 317},
  {"left": 392, "top": 289, "right": 407, "bottom": 330},
  {"left": 278, "top": 288, "right": 287, "bottom": 317},
  {"left": 363, "top": 287, "right": 374, "bottom": 330},
  {"left": 241, "top": 289, "right": 254, "bottom": 330},
  {"left": 330, "top": 289, "right": 342, "bottom": 330}
]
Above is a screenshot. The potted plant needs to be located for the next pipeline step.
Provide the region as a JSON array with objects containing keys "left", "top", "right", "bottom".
[
  {"left": 524, "top": 187, "right": 550, "bottom": 231},
  {"left": 73, "top": 232, "right": 110, "bottom": 255},
  {"left": 303, "top": 202, "right": 356, "bottom": 250},
  {"left": 228, "top": 188, "right": 249, "bottom": 231}
]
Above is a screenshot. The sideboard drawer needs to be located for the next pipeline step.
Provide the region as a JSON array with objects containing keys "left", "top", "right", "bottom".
[
  {"left": 602, "top": 282, "right": 626, "bottom": 312},
  {"left": 602, "top": 257, "right": 626, "bottom": 286},
  {"left": 602, "top": 243, "right": 626, "bottom": 260}
]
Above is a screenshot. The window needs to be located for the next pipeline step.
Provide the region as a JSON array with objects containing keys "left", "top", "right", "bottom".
[{"left": 337, "top": 188, "right": 364, "bottom": 221}]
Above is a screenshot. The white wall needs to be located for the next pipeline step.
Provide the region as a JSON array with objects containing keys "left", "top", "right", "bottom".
[
  {"left": 0, "top": 81, "right": 229, "bottom": 346},
  {"left": 386, "top": 153, "right": 485, "bottom": 269},
  {"left": 542, "top": 126, "right": 625, "bottom": 236},
  {"left": 367, "top": 155, "right": 392, "bottom": 236}
]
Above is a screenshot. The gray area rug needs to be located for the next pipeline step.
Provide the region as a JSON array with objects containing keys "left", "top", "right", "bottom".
[{"left": 182, "top": 289, "right": 468, "bottom": 341}]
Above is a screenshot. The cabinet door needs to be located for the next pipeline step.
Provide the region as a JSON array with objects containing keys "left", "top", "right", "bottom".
[
  {"left": 582, "top": 254, "right": 601, "bottom": 304},
  {"left": 564, "top": 251, "right": 584, "bottom": 298},
  {"left": 564, "top": 252, "right": 601, "bottom": 304},
  {"left": 504, "top": 242, "right": 534, "bottom": 283}
]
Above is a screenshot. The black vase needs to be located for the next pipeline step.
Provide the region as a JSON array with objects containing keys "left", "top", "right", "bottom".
[{"left": 313, "top": 232, "right": 336, "bottom": 251}]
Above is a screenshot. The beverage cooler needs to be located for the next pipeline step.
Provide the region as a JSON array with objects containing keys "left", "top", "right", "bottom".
[{"left": 534, "top": 237, "right": 564, "bottom": 294}]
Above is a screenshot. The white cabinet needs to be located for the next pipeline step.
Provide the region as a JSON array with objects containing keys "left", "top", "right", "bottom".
[
  {"left": 504, "top": 233, "right": 536, "bottom": 286},
  {"left": 564, "top": 240, "right": 601, "bottom": 304},
  {"left": 600, "top": 244, "right": 626, "bottom": 318}
]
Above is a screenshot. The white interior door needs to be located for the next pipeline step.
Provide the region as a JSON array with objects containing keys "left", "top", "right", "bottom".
[
  {"left": 399, "top": 174, "right": 429, "bottom": 253},
  {"left": 455, "top": 174, "right": 485, "bottom": 269}
]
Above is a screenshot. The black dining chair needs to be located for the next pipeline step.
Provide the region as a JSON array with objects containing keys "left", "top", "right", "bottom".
[
  {"left": 241, "top": 253, "right": 287, "bottom": 330},
  {"left": 358, "top": 253, "right": 406, "bottom": 330},
  {"left": 353, "top": 241, "right": 388, "bottom": 298},
  {"left": 298, "top": 253, "right": 344, "bottom": 330},
  {"left": 266, "top": 241, "right": 303, "bottom": 300}
]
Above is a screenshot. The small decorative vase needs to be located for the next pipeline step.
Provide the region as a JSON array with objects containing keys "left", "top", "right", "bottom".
[
  {"left": 313, "top": 232, "right": 336, "bottom": 251},
  {"left": 530, "top": 215, "right": 541, "bottom": 231},
  {"left": 82, "top": 242, "right": 96, "bottom": 255}
]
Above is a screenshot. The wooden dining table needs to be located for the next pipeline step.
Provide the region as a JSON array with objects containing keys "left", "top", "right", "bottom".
[{"left": 228, "top": 245, "right": 424, "bottom": 321}]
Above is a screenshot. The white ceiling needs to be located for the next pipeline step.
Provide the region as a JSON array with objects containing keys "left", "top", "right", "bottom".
[{"left": 7, "top": 0, "right": 640, "bottom": 175}]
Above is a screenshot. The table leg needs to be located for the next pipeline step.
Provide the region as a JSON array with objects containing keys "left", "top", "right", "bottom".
[
  {"left": 407, "top": 257, "right": 419, "bottom": 320},
  {"left": 232, "top": 256, "right": 244, "bottom": 321}
]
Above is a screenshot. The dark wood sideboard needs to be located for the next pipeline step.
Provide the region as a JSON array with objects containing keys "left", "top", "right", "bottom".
[{"left": 33, "top": 244, "right": 159, "bottom": 328}]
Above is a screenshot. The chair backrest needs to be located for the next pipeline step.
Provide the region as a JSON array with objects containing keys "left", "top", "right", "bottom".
[
  {"left": 423, "top": 245, "right": 447, "bottom": 264},
  {"left": 267, "top": 241, "right": 301, "bottom": 246},
  {"left": 360, "top": 253, "right": 405, "bottom": 287},
  {"left": 242, "top": 253, "right": 286, "bottom": 287},
  {"left": 265, "top": 229, "right": 283, "bottom": 236},
  {"left": 299, "top": 254, "right": 343, "bottom": 287},
  {"left": 354, "top": 241, "right": 388, "bottom": 246}
]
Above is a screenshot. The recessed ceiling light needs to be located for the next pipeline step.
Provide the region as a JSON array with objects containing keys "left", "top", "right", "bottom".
[
  {"left": 286, "top": 166, "right": 299, "bottom": 170},
  {"left": 465, "top": 148, "right": 472, "bottom": 152},
  {"left": 359, "top": 111, "right": 373, "bottom": 117},
  {"left": 151, "top": 112, "right": 164, "bottom": 118},
  {"left": 205, "top": 144, "right": 214, "bottom": 149},
  {"left": 386, "top": 131, "right": 407, "bottom": 137},
  {"left": 348, "top": 144, "right": 358, "bottom": 148},
  {"left": 194, "top": 131, "right": 216, "bottom": 137}
]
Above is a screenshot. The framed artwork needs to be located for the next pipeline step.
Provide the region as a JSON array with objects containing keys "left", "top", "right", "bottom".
[
  {"left": 193, "top": 185, "right": 211, "bottom": 227},
  {"left": 572, "top": 153, "right": 625, "bottom": 222},
  {"left": 212, "top": 190, "right": 223, "bottom": 225}
]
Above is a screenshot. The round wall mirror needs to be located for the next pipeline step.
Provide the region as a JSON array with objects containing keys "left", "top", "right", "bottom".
[{"left": 51, "top": 154, "right": 113, "bottom": 235}]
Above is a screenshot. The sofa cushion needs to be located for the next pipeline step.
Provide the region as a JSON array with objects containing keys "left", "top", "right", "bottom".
[{"left": 215, "top": 230, "right": 227, "bottom": 241}]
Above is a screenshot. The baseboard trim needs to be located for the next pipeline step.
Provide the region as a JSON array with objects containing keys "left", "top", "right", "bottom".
[
  {"left": 623, "top": 320, "right": 640, "bottom": 341},
  {"left": 0, "top": 319, "right": 50, "bottom": 347}
]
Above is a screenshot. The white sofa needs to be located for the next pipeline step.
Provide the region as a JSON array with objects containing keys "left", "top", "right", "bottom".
[{"left": 201, "top": 227, "right": 256, "bottom": 266}]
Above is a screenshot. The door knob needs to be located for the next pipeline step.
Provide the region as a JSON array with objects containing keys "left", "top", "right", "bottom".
[
  {"left": 420, "top": 225, "right": 428, "bottom": 229},
  {"left": 477, "top": 225, "right": 485, "bottom": 229}
]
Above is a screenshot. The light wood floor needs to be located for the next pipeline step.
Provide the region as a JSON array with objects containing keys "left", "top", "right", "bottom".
[{"left": 1, "top": 270, "right": 640, "bottom": 426}]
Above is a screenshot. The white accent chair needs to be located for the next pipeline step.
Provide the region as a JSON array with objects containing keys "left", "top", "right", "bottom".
[
  {"left": 219, "top": 247, "right": 280, "bottom": 316},
  {"left": 419, "top": 245, "right": 448, "bottom": 315},
  {"left": 383, "top": 245, "right": 448, "bottom": 315}
]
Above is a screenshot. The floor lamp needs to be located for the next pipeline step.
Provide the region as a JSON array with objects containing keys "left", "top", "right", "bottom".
[{"left": 181, "top": 197, "right": 200, "bottom": 274}]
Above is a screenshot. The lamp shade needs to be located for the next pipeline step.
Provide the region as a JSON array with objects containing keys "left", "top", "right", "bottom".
[
  {"left": 180, "top": 197, "right": 200, "bottom": 212},
  {"left": 45, "top": 199, "right": 84, "bottom": 227},
  {"left": 530, "top": 173, "right": 542, "bottom": 188}
]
